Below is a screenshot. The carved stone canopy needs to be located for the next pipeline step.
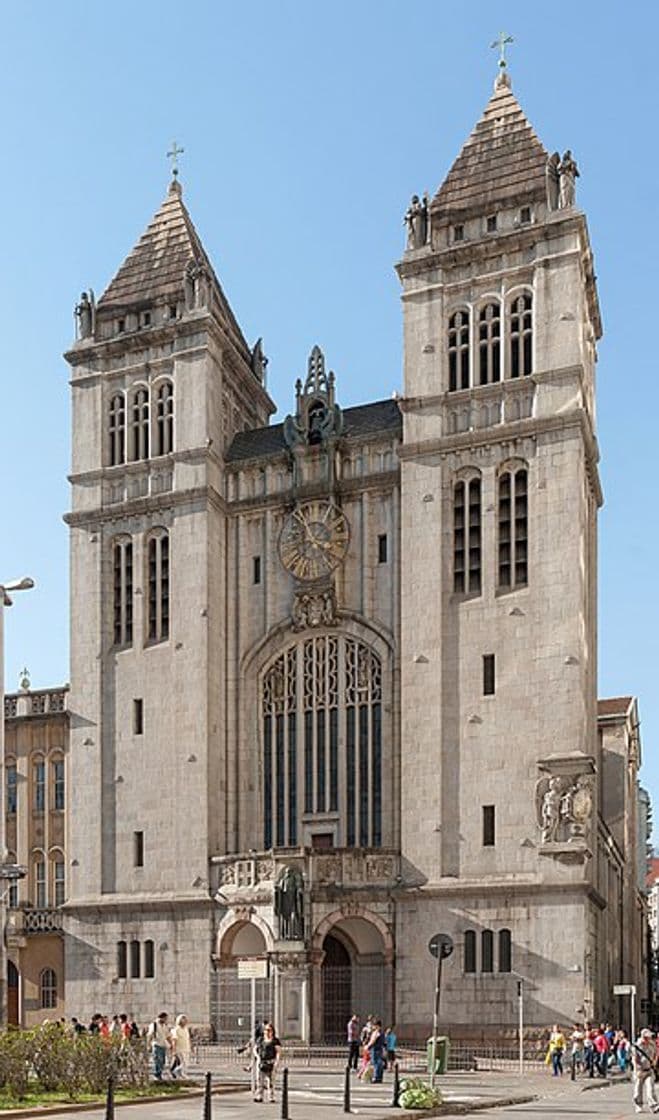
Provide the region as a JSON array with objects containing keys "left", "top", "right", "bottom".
[{"left": 283, "top": 346, "right": 343, "bottom": 450}]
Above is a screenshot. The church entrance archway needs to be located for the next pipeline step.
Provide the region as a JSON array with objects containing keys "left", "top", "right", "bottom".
[
  {"left": 317, "top": 914, "right": 391, "bottom": 1042},
  {"left": 213, "top": 920, "right": 274, "bottom": 1043}
]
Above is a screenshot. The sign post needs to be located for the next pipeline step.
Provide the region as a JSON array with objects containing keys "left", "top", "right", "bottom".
[
  {"left": 238, "top": 959, "right": 269, "bottom": 1099},
  {"left": 428, "top": 933, "right": 454, "bottom": 1089},
  {"left": 613, "top": 983, "right": 636, "bottom": 1041}
]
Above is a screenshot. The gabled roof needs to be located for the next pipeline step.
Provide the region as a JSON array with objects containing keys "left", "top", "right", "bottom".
[
  {"left": 432, "top": 74, "right": 548, "bottom": 217},
  {"left": 97, "top": 180, "right": 249, "bottom": 353}
]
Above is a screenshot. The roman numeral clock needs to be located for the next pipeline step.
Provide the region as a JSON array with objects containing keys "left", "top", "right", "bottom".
[{"left": 279, "top": 500, "right": 350, "bottom": 583}]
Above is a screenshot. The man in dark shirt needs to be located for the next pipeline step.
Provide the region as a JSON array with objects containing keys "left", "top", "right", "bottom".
[{"left": 254, "top": 1022, "right": 281, "bottom": 1103}]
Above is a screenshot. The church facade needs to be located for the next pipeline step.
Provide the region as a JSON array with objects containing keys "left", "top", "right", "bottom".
[{"left": 63, "top": 69, "right": 647, "bottom": 1040}]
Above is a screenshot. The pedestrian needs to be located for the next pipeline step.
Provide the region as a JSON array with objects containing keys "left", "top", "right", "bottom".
[
  {"left": 128, "top": 1016, "right": 141, "bottom": 1040},
  {"left": 88, "top": 1013, "right": 102, "bottom": 1035},
  {"left": 253, "top": 1022, "right": 281, "bottom": 1103},
  {"left": 546, "top": 1024, "right": 565, "bottom": 1076},
  {"left": 71, "top": 1016, "right": 86, "bottom": 1036},
  {"left": 99, "top": 1015, "right": 110, "bottom": 1040},
  {"left": 632, "top": 1028, "right": 659, "bottom": 1114},
  {"left": 347, "top": 1014, "right": 360, "bottom": 1071},
  {"left": 617, "top": 1029, "right": 630, "bottom": 1073},
  {"left": 584, "top": 1028, "right": 596, "bottom": 1077},
  {"left": 593, "top": 1027, "right": 609, "bottom": 1077},
  {"left": 170, "top": 1014, "right": 191, "bottom": 1080},
  {"left": 109, "top": 1014, "right": 121, "bottom": 1036},
  {"left": 570, "top": 1023, "right": 585, "bottom": 1074},
  {"left": 368, "top": 1019, "right": 386, "bottom": 1083},
  {"left": 385, "top": 1025, "right": 398, "bottom": 1070},
  {"left": 119, "top": 1013, "right": 132, "bottom": 1041},
  {"left": 147, "top": 1012, "right": 170, "bottom": 1081}
]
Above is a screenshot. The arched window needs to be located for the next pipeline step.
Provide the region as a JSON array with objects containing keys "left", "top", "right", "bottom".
[
  {"left": 130, "top": 387, "right": 149, "bottom": 461},
  {"left": 155, "top": 381, "right": 174, "bottom": 456},
  {"left": 262, "top": 637, "right": 383, "bottom": 850},
  {"left": 6, "top": 762, "right": 17, "bottom": 815},
  {"left": 52, "top": 757, "right": 65, "bottom": 811},
  {"left": 117, "top": 940, "right": 127, "bottom": 979},
  {"left": 464, "top": 930, "right": 476, "bottom": 973},
  {"left": 498, "top": 466, "right": 528, "bottom": 589},
  {"left": 33, "top": 853, "right": 46, "bottom": 909},
  {"left": 144, "top": 939, "right": 155, "bottom": 978},
  {"left": 33, "top": 759, "right": 45, "bottom": 813},
  {"left": 509, "top": 293, "right": 533, "bottom": 378},
  {"left": 498, "top": 928, "right": 512, "bottom": 972},
  {"left": 147, "top": 530, "right": 170, "bottom": 643},
  {"left": 109, "top": 394, "right": 126, "bottom": 466},
  {"left": 52, "top": 854, "right": 66, "bottom": 907},
  {"left": 478, "top": 302, "right": 501, "bottom": 385},
  {"left": 130, "top": 940, "right": 141, "bottom": 979},
  {"left": 453, "top": 475, "right": 481, "bottom": 595},
  {"left": 40, "top": 968, "right": 57, "bottom": 1010},
  {"left": 481, "top": 929, "right": 494, "bottom": 972},
  {"left": 448, "top": 310, "right": 470, "bottom": 391},
  {"left": 113, "top": 537, "right": 133, "bottom": 646}
]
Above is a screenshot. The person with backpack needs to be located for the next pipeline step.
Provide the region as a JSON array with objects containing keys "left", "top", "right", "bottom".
[
  {"left": 253, "top": 1022, "right": 281, "bottom": 1104},
  {"left": 147, "top": 1012, "right": 170, "bottom": 1081}
]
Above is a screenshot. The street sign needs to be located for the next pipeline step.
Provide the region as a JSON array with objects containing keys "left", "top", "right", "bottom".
[
  {"left": 613, "top": 984, "right": 636, "bottom": 996},
  {"left": 429, "top": 933, "right": 454, "bottom": 960},
  {"left": 237, "top": 959, "right": 268, "bottom": 980}
]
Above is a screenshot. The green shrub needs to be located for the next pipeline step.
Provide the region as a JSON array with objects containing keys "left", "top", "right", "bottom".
[
  {"left": 399, "top": 1076, "right": 443, "bottom": 1110},
  {"left": 0, "top": 1028, "right": 33, "bottom": 1099}
]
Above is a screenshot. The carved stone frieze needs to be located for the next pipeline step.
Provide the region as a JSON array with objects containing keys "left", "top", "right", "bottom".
[
  {"left": 365, "top": 855, "right": 396, "bottom": 882},
  {"left": 535, "top": 753, "right": 596, "bottom": 850},
  {"left": 292, "top": 587, "right": 337, "bottom": 631}
]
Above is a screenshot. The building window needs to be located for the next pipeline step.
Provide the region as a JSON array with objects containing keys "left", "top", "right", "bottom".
[
  {"left": 498, "top": 467, "right": 528, "bottom": 589},
  {"left": 486, "top": 214, "right": 497, "bottom": 232},
  {"left": 520, "top": 206, "right": 531, "bottom": 224},
  {"left": 143, "top": 939, "right": 155, "bottom": 978},
  {"left": 7, "top": 853, "right": 18, "bottom": 908},
  {"left": 253, "top": 556, "right": 262, "bottom": 585},
  {"left": 39, "top": 968, "right": 57, "bottom": 1010},
  {"left": 464, "top": 929, "right": 476, "bottom": 973},
  {"left": 453, "top": 224, "right": 464, "bottom": 242},
  {"left": 147, "top": 530, "right": 169, "bottom": 643},
  {"left": 478, "top": 303, "right": 501, "bottom": 385},
  {"left": 483, "top": 654, "right": 496, "bottom": 696},
  {"left": 377, "top": 534, "right": 388, "bottom": 564},
  {"left": 6, "top": 765, "right": 17, "bottom": 815},
  {"left": 262, "top": 637, "right": 383, "bottom": 850},
  {"left": 481, "top": 929, "right": 494, "bottom": 972},
  {"left": 133, "top": 699, "right": 144, "bottom": 736},
  {"left": 483, "top": 805, "right": 496, "bottom": 847},
  {"left": 109, "top": 394, "right": 126, "bottom": 466},
  {"left": 113, "top": 538, "right": 133, "bottom": 646},
  {"left": 52, "top": 759, "right": 65, "bottom": 811},
  {"left": 130, "top": 940, "right": 141, "bottom": 979},
  {"left": 34, "top": 760, "right": 45, "bottom": 813},
  {"left": 35, "top": 858, "right": 46, "bottom": 908},
  {"left": 448, "top": 310, "right": 470, "bottom": 392},
  {"left": 117, "top": 940, "right": 127, "bottom": 979},
  {"left": 133, "top": 831, "right": 144, "bottom": 868},
  {"left": 498, "top": 928, "right": 512, "bottom": 972},
  {"left": 453, "top": 477, "right": 481, "bottom": 594},
  {"left": 509, "top": 293, "right": 533, "bottom": 378},
  {"left": 130, "top": 387, "right": 149, "bottom": 461},
  {"left": 155, "top": 381, "right": 174, "bottom": 456},
  {"left": 53, "top": 858, "right": 65, "bottom": 907}
]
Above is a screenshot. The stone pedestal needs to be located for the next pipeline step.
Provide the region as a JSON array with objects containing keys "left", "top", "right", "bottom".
[{"left": 272, "top": 943, "right": 310, "bottom": 1041}]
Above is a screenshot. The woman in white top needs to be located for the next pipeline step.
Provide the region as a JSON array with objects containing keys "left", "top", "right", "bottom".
[{"left": 170, "top": 1014, "right": 192, "bottom": 1080}]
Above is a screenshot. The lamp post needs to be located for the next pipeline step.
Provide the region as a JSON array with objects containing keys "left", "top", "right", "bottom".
[
  {"left": 510, "top": 971, "right": 527, "bottom": 1077},
  {"left": 0, "top": 577, "right": 34, "bottom": 1028}
]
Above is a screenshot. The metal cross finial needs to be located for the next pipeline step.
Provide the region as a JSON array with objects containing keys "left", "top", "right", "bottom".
[
  {"left": 167, "top": 140, "right": 185, "bottom": 179},
  {"left": 490, "top": 31, "right": 514, "bottom": 69}
]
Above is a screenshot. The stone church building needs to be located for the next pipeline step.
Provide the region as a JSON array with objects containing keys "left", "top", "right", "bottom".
[{"left": 63, "top": 68, "right": 647, "bottom": 1040}]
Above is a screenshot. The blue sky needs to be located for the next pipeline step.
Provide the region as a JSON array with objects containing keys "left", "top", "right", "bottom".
[{"left": 1, "top": 2, "right": 657, "bottom": 824}]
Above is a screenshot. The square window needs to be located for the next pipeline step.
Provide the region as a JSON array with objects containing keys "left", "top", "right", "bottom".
[
  {"left": 133, "top": 831, "right": 144, "bottom": 868},
  {"left": 483, "top": 654, "right": 495, "bottom": 696},
  {"left": 133, "top": 698, "right": 144, "bottom": 736},
  {"left": 483, "top": 805, "right": 495, "bottom": 846},
  {"left": 377, "top": 534, "right": 388, "bottom": 564},
  {"left": 486, "top": 215, "right": 497, "bottom": 233},
  {"left": 253, "top": 556, "right": 262, "bottom": 585},
  {"left": 453, "top": 224, "right": 464, "bottom": 243}
]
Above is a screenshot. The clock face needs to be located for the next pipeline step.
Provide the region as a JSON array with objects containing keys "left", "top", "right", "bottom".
[{"left": 279, "top": 501, "right": 350, "bottom": 582}]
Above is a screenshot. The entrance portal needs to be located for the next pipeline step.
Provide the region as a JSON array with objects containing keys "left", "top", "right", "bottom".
[
  {"left": 319, "top": 916, "right": 389, "bottom": 1042},
  {"left": 322, "top": 935, "right": 351, "bottom": 1040},
  {"left": 213, "top": 921, "right": 274, "bottom": 1043}
]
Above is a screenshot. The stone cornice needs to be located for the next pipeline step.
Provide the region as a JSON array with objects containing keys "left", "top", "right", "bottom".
[
  {"left": 68, "top": 445, "right": 223, "bottom": 486},
  {"left": 64, "top": 483, "right": 227, "bottom": 529},
  {"left": 227, "top": 469, "right": 400, "bottom": 516},
  {"left": 63, "top": 893, "right": 214, "bottom": 913},
  {"left": 402, "top": 878, "right": 594, "bottom": 900}
]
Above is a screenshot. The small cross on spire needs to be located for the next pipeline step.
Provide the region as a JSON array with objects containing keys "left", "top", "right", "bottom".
[
  {"left": 490, "top": 31, "right": 514, "bottom": 70},
  {"left": 167, "top": 140, "right": 185, "bottom": 179}
]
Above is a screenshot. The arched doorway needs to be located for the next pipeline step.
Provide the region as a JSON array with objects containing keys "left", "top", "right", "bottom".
[
  {"left": 318, "top": 915, "right": 390, "bottom": 1042},
  {"left": 214, "top": 921, "right": 274, "bottom": 1043},
  {"left": 7, "top": 960, "right": 19, "bottom": 1026}
]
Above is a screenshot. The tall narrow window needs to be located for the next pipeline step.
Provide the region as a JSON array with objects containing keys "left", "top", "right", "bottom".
[
  {"left": 155, "top": 381, "right": 174, "bottom": 456},
  {"left": 448, "top": 310, "right": 470, "bottom": 392},
  {"left": 133, "top": 699, "right": 144, "bottom": 736},
  {"left": 6, "top": 764, "right": 17, "bottom": 814},
  {"left": 253, "top": 556, "right": 262, "bottom": 585},
  {"left": 509, "top": 294, "right": 533, "bottom": 378},
  {"left": 263, "top": 648, "right": 297, "bottom": 849},
  {"left": 481, "top": 929, "right": 494, "bottom": 972},
  {"left": 498, "top": 928, "right": 512, "bottom": 972},
  {"left": 144, "top": 939, "right": 155, "bottom": 978},
  {"left": 40, "top": 968, "right": 57, "bottom": 1009},
  {"left": 109, "top": 394, "right": 126, "bottom": 466},
  {"left": 464, "top": 929, "right": 476, "bottom": 973},
  {"left": 130, "top": 387, "right": 149, "bottom": 461},
  {"left": 113, "top": 538, "right": 133, "bottom": 646},
  {"left": 52, "top": 759, "right": 65, "bottom": 810},
  {"left": 147, "top": 530, "right": 169, "bottom": 643},
  {"left": 133, "top": 831, "right": 144, "bottom": 868},
  {"left": 35, "top": 857, "right": 46, "bottom": 908},
  {"left": 483, "top": 805, "right": 496, "bottom": 846},
  {"left": 453, "top": 477, "right": 481, "bottom": 595},
  {"left": 34, "top": 761, "right": 45, "bottom": 812},
  {"left": 478, "top": 302, "right": 501, "bottom": 385},
  {"left": 483, "top": 654, "right": 496, "bottom": 696},
  {"left": 498, "top": 467, "right": 528, "bottom": 589},
  {"left": 377, "top": 534, "right": 388, "bottom": 564},
  {"left": 7, "top": 852, "right": 18, "bottom": 908},
  {"left": 130, "top": 940, "right": 141, "bottom": 979},
  {"left": 53, "top": 858, "right": 66, "bottom": 907},
  {"left": 117, "top": 940, "right": 127, "bottom": 979}
]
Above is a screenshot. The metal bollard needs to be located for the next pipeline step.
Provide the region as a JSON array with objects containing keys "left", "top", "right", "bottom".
[
  {"left": 391, "top": 1061, "right": 401, "bottom": 1107},
  {"left": 343, "top": 1064, "right": 351, "bottom": 1113},
  {"left": 280, "top": 1066, "right": 290, "bottom": 1120},
  {"left": 105, "top": 1075, "right": 115, "bottom": 1120},
  {"left": 203, "top": 1070, "right": 212, "bottom": 1120},
  {"left": 571, "top": 1054, "right": 576, "bottom": 1082}
]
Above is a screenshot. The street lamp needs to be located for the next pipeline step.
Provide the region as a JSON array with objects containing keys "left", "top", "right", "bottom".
[{"left": 0, "top": 576, "right": 34, "bottom": 1028}]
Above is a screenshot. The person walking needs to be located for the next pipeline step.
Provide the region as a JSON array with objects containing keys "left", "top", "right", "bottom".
[
  {"left": 170, "top": 1014, "right": 191, "bottom": 1079},
  {"left": 593, "top": 1027, "right": 609, "bottom": 1077},
  {"left": 570, "top": 1023, "right": 585, "bottom": 1074},
  {"left": 147, "top": 1012, "right": 170, "bottom": 1081},
  {"left": 368, "top": 1019, "right": 386, "bottom": 1084},
  {"left": 347, "top": 1014, "right": 360, "bottom": 1071},
  {"left": 632, "top": 1028, "right": 659, "bottom": 1114},
  {"left": 385, "top": 1025, "right": 398, "bottom": 1070},
  {"left": 253, "top": 1022, "right": 281, "bottom": 1103}
]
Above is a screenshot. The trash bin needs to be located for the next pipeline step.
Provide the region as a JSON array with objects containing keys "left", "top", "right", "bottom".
[{"left": 427, "top": 1035, "right": 450, "bottom": 1074}]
